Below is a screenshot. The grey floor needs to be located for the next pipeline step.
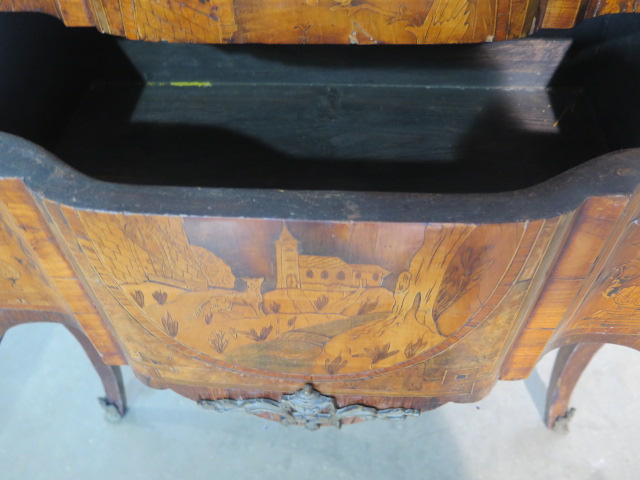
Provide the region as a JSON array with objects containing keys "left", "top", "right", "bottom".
[{"left": 0, "top": 323, "right": 637, "bottom": 479}]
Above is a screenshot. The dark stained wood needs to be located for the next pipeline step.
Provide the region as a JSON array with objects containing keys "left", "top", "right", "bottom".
[
  {"left": 53, "top": 82, "right": 605, "bottom": 193},
  {"left": 4, "top": 16, "right": 640, "bottom": 197}
]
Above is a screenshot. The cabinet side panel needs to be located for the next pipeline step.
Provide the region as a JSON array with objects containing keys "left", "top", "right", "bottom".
[
  {"left": 0, "top": 184, "right": 64, "bottom": 311},
  {"left": 501, "top": 195, "right": 630, "bottom": 379},
  {"left": 549, "top": 188, "right": 640, "bottom": 351},
  {"left": 0, "top": 179, "right": 124, "bottom": 363}
]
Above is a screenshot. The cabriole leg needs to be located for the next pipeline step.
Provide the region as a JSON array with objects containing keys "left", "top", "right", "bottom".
[
  {"left": 545, "top": 342, "right": 603, "bottom": 432},
  {"left": 65, "top": 325, "right": 127, "bottom": 421}
]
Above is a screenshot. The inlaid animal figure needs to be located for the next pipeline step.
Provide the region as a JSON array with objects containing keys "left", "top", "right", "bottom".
[
  {"left": 226, "top": 278, "right": 265, "bottom": 316},
  {"left": 190, "top": 278, "right": 266, "bottom": 322}
]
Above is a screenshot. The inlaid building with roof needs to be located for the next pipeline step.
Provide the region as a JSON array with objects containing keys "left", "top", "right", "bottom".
[{"left": 275, "top": 224, "right": 389, "bottom": 291}]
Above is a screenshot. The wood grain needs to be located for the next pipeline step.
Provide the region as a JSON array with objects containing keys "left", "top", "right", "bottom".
[
  {"left": 22, "top": 187, "right": 639, "bottom": 407},
  {"left": 544, "top": 342, "right": 603, "bottom": 429},
  {"left": 1, "top": 134, "right": 640, "bottom": 423},
  {"left": 0, "top": 174, "right": 625, "bottom": 412},
  {"left": 0, "top": 178, "right": 124, "bottom": 363},
  {"left": 1, "top": 0, "right": 638, "bottom": 44}
]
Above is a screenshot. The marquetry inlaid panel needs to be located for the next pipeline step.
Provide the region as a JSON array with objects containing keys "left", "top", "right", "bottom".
[
  {"left": 2, "top": 0, "right": 638, "bottom": 44},
  {"left": 41, "top": 200, "right": 577, "bottom": 404},
  {"left": 2, "top": 129, "right": 640, "bottom": 418}
]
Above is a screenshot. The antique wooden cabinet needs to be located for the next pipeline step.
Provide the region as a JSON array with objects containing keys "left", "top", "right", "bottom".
[{"left": 0, "top": 11, "right": 639, "bottom": 430}]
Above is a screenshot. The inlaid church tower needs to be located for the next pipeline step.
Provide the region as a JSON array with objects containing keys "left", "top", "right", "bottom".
[{"left": 275, "top": 223, "right": 300, "bottom": 289}]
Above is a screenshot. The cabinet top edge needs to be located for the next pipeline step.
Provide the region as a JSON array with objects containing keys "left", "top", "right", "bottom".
[{"left": 1, "top": 133, "right": 638, "bottom": 224}]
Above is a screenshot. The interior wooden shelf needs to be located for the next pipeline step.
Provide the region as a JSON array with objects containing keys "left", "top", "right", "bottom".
[{"left": 1, "top": 13, "right": 640, "bottom": 193}]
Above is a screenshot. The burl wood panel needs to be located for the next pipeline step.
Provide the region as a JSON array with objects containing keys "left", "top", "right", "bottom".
[{"left": 1, "top": 0, "right": 638, "bottom": 44}]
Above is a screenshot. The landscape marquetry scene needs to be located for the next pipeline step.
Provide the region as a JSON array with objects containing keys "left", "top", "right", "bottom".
[{"left": 76, "top": 213, "right": 523, "bottom": 375}]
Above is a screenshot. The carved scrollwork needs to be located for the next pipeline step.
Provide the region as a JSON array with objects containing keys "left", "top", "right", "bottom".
[{"left": 198, "top": 384, "right": 420, "bottom": 430}]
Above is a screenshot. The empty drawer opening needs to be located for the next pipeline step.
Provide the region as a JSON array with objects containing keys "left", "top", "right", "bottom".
[{"left": 2, "top": 13, "right": 640, "bottom": 193}]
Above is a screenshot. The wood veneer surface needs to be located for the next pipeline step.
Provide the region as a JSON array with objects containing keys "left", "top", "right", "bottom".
[
  {"left": 1, "top": 132, "right": 639, "bottom": 413},
  {"left": 0, "top": 14, "right": 639, "bottom": 425},
  {"left": 0, "top": 0, "right": 639, "bottom": 43}
]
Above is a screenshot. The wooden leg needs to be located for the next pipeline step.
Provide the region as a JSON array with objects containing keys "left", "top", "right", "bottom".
[
  {"left": 545, "top": 342, "right": 603, "bottom": 432},
  {"left": 65, "top": 325, "right": 127, "bottom": 421},
  {"left": 0, "top": 322, "right": 12, "bottom": 346}
]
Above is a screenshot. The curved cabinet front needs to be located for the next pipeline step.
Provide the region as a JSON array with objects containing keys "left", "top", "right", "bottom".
[{"left": 1, "top": 133, "right": 639, "bottom": 425}]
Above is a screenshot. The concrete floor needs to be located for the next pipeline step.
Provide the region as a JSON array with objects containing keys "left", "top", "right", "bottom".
[{"left": 0, "top": 323, "right": 637, "bottom": 479}]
